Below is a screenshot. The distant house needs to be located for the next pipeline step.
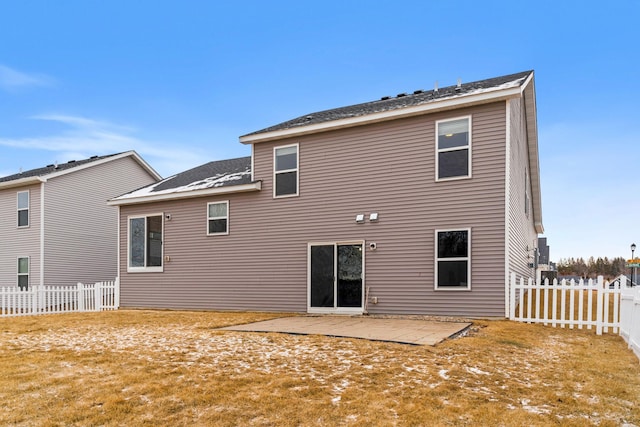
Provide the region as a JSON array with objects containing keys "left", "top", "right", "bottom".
[
  {"left": 109, "top": 70, "right": 543, "bottom": 317},
  {"left": 536, "top": 237, "right": 556, "bottom": 281},
  {"left": 0, "top": 151, "right": 161, "bottom": 289},
  {"left": 610, "top": 275, "right": 637, "bottom": 287}
]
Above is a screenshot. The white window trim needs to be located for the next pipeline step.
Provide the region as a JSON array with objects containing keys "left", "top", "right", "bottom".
[
  {"left": 435, "top": 115, "right": 472, "bottom": 182},
  {"left": 207, "top": 200, "right": 229, "bottom": 236},
  {"left": 273, "top": 143, "right": 299, "bottom": 198},
  {"left": 17, "top": 256, "right": 29, "bottom": 289},
  {"left": 127, "top": 213, "right": 164, "bottom": 273},
  {"left": 17, "top": 190, "right": 29, "bottom": 228},
  {"left": 434, "top": 228, "right": 471, "bottom": 291}
]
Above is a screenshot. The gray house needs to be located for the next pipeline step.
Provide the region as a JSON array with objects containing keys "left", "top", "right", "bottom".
[
  {"left": 0, "top": 151, "right": 161, "bottom": 289},
  {"left": 109, "top": 70, "right": 543, "bottom": 317}
]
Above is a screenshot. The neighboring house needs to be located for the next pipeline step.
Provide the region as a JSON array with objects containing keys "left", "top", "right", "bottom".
[
  {"left": 109, "top": 70, "right": 543, "bottom": 317},
  {"left": 0, "top": 151, "right": 161, "bottom": 289},
  {"left": 536, "top": 236, "right": 556, "bottom": 281},
  {"left": 610, "top": 275, "right": 637, "bottom": 288}
]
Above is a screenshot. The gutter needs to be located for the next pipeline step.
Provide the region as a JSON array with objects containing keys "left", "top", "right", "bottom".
[{"left": 0, "top": 176, "right": 46, "bottom": 190}]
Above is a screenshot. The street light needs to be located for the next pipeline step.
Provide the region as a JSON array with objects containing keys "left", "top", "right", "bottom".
[{"left": 632, "top": 243, "right": 637, "bottom": 287}]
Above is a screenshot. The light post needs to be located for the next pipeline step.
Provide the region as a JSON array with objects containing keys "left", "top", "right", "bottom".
[{"left": 632, "top": 243, "right": 637, "bottom": 287}]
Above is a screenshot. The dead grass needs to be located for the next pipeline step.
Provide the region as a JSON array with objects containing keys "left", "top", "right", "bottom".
[{"left": 0, "top": 310, "right": 638, "bottom": 426}]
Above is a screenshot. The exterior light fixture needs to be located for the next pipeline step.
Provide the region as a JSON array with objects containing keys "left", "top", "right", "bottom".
[
  {"left": 369, "top": 212, "right": 379, "bottom": 222},
  {"left": 355, "top": 214, "right": 365, "bottom": 224}
]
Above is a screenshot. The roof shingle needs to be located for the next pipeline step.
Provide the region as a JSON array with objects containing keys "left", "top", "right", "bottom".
[
  {"left": 244, "top": 70, "right": 533, "bottom": 136},
  {"left": 0, "top": 153, "right": 120, "bottom": 183},
  {"left": 113, "top": 156, "right": 253, "bottom": 200}
]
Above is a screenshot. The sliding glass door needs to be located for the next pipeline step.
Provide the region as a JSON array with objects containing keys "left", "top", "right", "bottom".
[{"left": 309, "top": 242, "right": 363, "bottom": 313}]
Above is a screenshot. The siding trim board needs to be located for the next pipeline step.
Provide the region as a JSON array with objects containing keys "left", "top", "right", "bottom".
[
  {"left": 522, "top": 81, "right": 543, "bottom": 233},
  {"left": 40, "top": 182, "right": 45, "bottom": 287},
  {"left": 504, "top": 100, "right": 511, "bottom": 317}
]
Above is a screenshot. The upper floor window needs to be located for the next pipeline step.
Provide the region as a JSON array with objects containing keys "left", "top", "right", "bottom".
[
  {"left": 274, "top": 144, "right": 298, "bottom": 197},
  {"left": 128, "top": 215, "right": 163, "bottom": 272},
  {"left": 17, "top": 191, "right": 29, "bottom": 227},
  {"left": 18, "top": 257, "right": 29, "bottom": 290},
  {"left": 207, "top": 201, "right": 229, "bottom": 235},
  {"left": 436, "top": 117, "right": 471, "bottom": 180},
  {"left": 435, "top": 229, "right": 471, "bottom": 290}
]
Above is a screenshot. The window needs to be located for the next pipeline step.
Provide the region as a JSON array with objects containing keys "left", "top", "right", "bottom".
[
  {"left": 17, "top": 191, "right": 29, "bottom": 227},
  {"left": 18, "top": 257, "right": 29, "bottom": 290},
  {"left": 435, "top": 229, "right": 470, "bottom": 290},
  {"left": 207, "top": 201, "right": 229, "bottom": 235},
  {"left": 436, "top": 117, "right": 471, "bottom": 180},
  {"left": 274, "top": 144, "right": 298, "bottom": 197},
  {"left": 128, "top": 215, "right": 163, "bottom": 272}
]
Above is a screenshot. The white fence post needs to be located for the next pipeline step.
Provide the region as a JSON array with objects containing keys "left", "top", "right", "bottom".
[
  {"left": 508, "top": 273, "right": 516, "bottom": 320},
  {"left": 77, "top": 283, "right": 84, "bottom": 312},
  {"left": 95, "top": 282, "right": 102, "bottom": 312},
  {"left": 115, "top": 277, "right": 120, "bottom": 309},
  {"left": 596, "top": 276, "right": 603, "bottom": 335},
  {"left": 631, "top": 285, "right": 640, "bottom": 359},
  {"left": 619, "top": 276, "right": 640, "bottom": 359}
]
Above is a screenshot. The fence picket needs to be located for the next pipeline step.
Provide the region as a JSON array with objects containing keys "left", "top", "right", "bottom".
[
  {"left": 510, "top": 273, "right": 634, "bottom": 340},
  {"left": 0, "top": 279, "right": 119, "bottom": 317}
]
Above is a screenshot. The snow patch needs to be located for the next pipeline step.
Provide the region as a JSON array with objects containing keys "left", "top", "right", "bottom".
[
  {"left": 520, "top": 399, "right": 551, "bottom": 415},
  {"left": 466, "top": 366, "right": 490, "bottom": 376},
  {"left": 114, "top": 169, "right": 251, "bottom": 200}
]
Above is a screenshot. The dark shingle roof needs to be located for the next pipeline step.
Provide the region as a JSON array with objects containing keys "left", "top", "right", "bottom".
[
  {"left": 151, "top": 156, "right": 252, "bottom": 193},
  {"left": 0, "top": 153, "right": 120, "bottom": 183},
  {"left": 113, "top": 156, "right": 253, "bottom": 200},
  {"left": 245, "top": 70, "right": 533, "bottom": 136}
]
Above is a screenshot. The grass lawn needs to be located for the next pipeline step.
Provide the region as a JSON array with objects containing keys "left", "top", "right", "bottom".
[{"left": 0, "top": 310, "right": 638, "bottom": 426}]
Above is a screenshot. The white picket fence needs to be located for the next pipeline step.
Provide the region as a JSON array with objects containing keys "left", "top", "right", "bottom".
[
  {"left": 509, "top": 273, "right": 640, "bottom": 359},
  {"left": 0, "top": 279, "right": 119, "bottom": 317}
]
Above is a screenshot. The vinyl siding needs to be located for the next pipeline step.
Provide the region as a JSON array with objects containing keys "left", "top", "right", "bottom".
[
  {"left": 507, "top": 98, "right": 538, "bottom": 280},
  {"left": 0, "top": 184, "right": 41, "bottom": 287},
  {"left": 43, "top": 156, "right": 158, "bottom": 285},
  {"left": 120, "top": 101, "right": 509, "bottom": 316}
]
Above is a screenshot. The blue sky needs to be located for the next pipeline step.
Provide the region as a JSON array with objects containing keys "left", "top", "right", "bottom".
[{"left": 1, "top": 1, "right": 639, "bottom": 261}]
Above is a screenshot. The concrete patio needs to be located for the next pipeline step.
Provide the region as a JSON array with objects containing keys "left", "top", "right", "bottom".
[{"left": 220, "top": 316, "right": 471, "bottom": 345}]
